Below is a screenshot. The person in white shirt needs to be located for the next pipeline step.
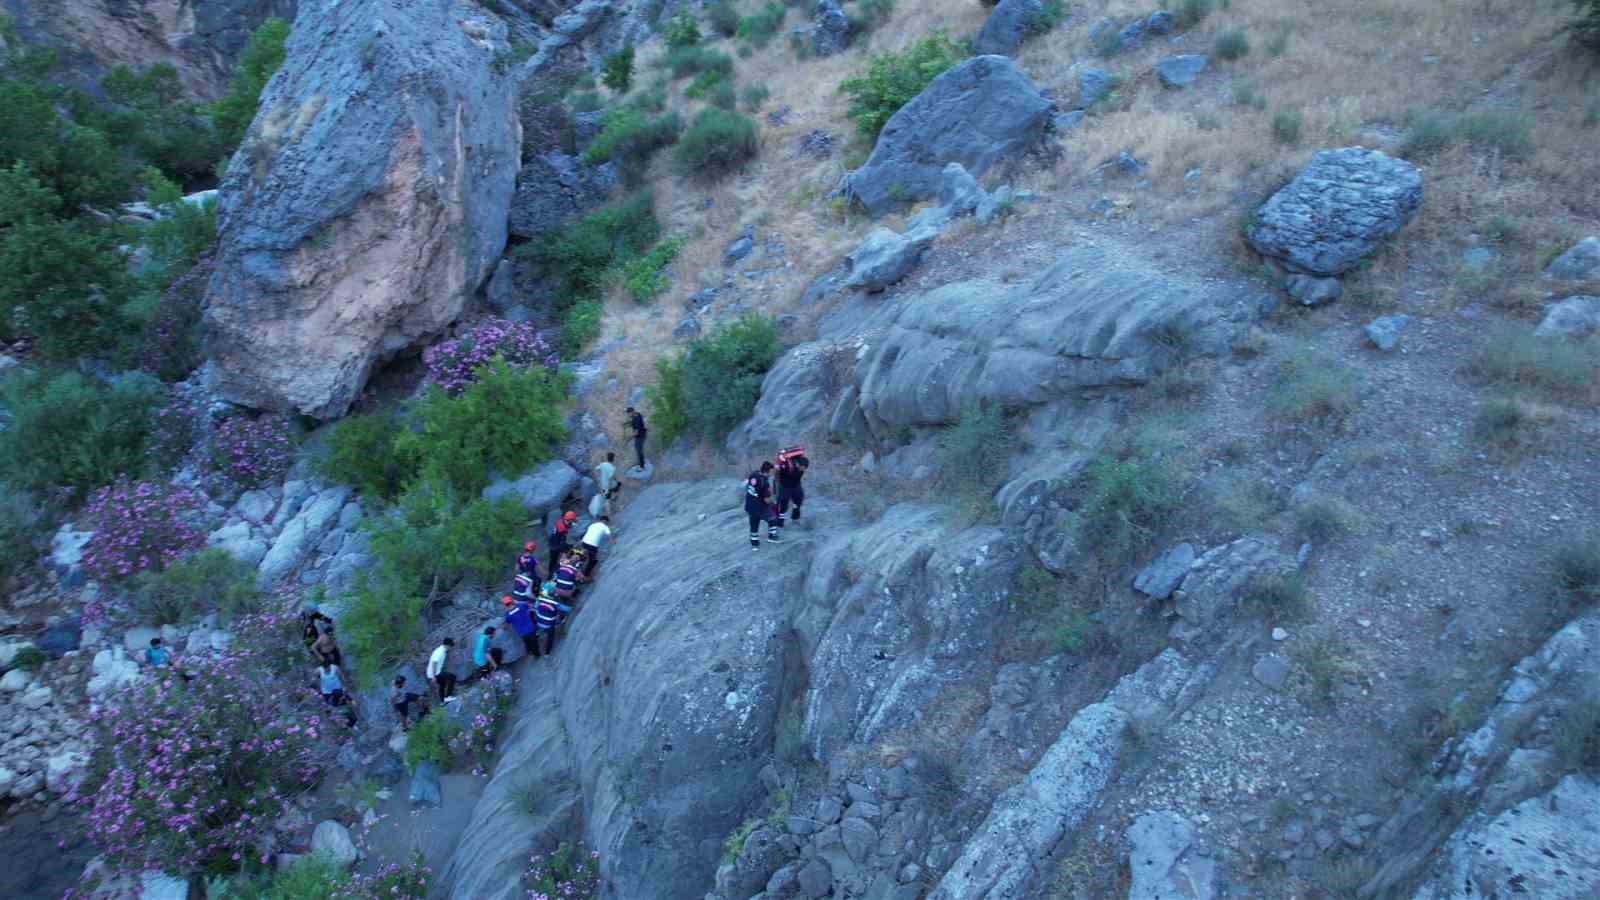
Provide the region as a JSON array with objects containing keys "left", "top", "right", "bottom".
[
  {"left": 595, "top": 452, "right": 617, "bottom": 498},
  {"left": 426, "top": 638, "right": 457, "bottom": 702},
  {"left": 579, "top": 516, "right": 611, "bottom": 578}
]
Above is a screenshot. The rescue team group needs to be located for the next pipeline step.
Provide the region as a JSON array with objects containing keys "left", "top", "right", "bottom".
[{"left": 294, "top": 406, "right": 811, "bottom": 731}]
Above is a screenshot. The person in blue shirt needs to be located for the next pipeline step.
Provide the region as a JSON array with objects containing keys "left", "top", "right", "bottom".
[
  {"left": 534, "top": 594, "right": 573, "bottom": 656},
  {"left": 145, "top": 637, "right": 170, "bottom": 667},
  {"left": 502, "top": 594, "right": 540, "bottom": 657},
  {"left": 473, "top": 625, "right": 504, "bottom": 678}
]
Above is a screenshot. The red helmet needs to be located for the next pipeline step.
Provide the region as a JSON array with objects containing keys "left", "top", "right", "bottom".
[
  {"left": 501, "top": 595, "right": 515, "bottom": 607},
  {"left": 524, "top": 541, "right": 536, "bottom": 552},
  {"left": 563, "top": 511, "right": 578, "bottom": 521}
]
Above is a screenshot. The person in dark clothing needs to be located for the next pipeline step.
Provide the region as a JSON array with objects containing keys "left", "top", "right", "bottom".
[
  {"left": 300, "top": 602, "right": 333, "bottom": 655},
  {"left": 626, "top": 406, "right": 648, "bottom": 469},
  {"left": 312, "top": 622, "right": 342, "bottom": 668},
  {"left": 547, "top": 510, "right": 577, "bottom": 575},
  {"left": 516, "top": 541, "right": 543, "bottom": 583},
  {"left": 745, "top": 461, "right": 781, "bottom": 548},
  {"left": 776, "top": 453, "right": 809, "bottom": 524},
  {"left": 503, "top": 595, "right": 540, "bottom": 657},
  {"left": 534, "top": 594, "right": 573, "bottom": 656},
  {"left": 389, "top": 676, "right": 426, "bottom": 730}
]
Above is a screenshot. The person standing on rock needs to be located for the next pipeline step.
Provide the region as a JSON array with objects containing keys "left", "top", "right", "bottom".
[
  {"left": 775, "top": 449, "right": 809, "bottom": 524},
  {"left": 427, "top": 637, "right": 458, "bottom": 703},
  {"left": 516, "top": 541, "right": 543, "bottom": 584},
  {"left": 473, "top": 625, "right": 504, "bottom": 678},
  {"left": 313, "top": 622, "right": 342, "bottom": 668},
  {"left": 318, "top": 660, "right": 358, "bottom": 727},
  {"left": 390, "top": 675, "right": 425, "bottom": 730},
  {"left": 579, "top": 516, "right": 611, "bottom": 578},
  {"left": 745, "top": 461, "right": 782, "bottom": 548},
  {"left": 626, "top": 406, "right": 648, "bottom": 470},
  {"left": 301, "top": 601, "right": 333, "bottom": 656},
  {"left": 596, "top": 451, "right": 618, "bottom": 499},
  {"left": 503, "top": 595, "right": 540, "bottom": 658},
  {"left": 548, "top": 510, "right": 578, "bottom": 576},
  {"left": 534, "top": 593, "right": 573, "bottom": 656}
]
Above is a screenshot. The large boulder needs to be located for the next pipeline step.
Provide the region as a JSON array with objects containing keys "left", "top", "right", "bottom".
[
  {"left": 844, "top": 56, "right": 1052, "bottom": 215},
  {"left": 311, "top": 820, "right": 360, "bottom": 868},
  {"left": 1543, "top": 236, "right": 1600, "bottom": 282},
  {"left": 1126, "top": 811, "right": 1217, "bottom": 900},
  {"left": 1154, "top": 54, "right": 1207, "bottom": 89},
  {"left": 1245, "top": 148, "right": 1423, "bottom": 276},
  {"left": 1534, "top": 295, "right": 1600, "bottom": 339},
  {"left": 1413, "top": 776, "right": 1600, "bottom": 899},
  {"left": 507, "top": 152, "right": 617, "bottom": 239},
  {"left": 843, "top": 226, "right": 938, "bottom": 292},
  {"left": 812, "top": 0, "right": 852, "bottom": 57},
  {"left": 203, "top": 0, "right": 522, "bottom": 418},
  {"left": 481, "top": 461, "right": 581, "bottom": 517},
  {"left": 972, "top": 0, "right": 1045, "bottom": 56}
]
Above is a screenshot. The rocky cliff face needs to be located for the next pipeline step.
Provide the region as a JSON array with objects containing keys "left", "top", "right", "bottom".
[
  {"left": 202, "top": 0, "right": 521, "bottom": 418},
  {"left": 1, "top": 0, "right": 297, "bottom": 100}
]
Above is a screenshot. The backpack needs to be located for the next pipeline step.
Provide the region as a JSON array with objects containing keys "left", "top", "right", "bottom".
[{"left": 776, "top": 446, "right": 806, "bottom": 466}]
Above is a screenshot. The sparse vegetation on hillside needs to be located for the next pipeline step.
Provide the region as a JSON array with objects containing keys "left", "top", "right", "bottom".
[
  {"left": 655, "top": 314, "right": 782, "bottom": 441},
  {"left": 673, "top": 108, "right": 759, "bottom": 179},
  {"left": 839, "top": 32, "right": 962, "bottom": 139}
]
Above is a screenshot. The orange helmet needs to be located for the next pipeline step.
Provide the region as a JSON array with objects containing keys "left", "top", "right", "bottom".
[
  {"left": 563, "top": 511, "right": 578, "bottom": 521},
  {"left": 524, "top": 541, "right": 536, "bottom": 552},
  {"left": 501, "top": 595, "right": 515, "bottom": 607}
]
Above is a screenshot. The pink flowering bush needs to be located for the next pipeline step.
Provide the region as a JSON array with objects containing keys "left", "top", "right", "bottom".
[
  {"left": 146, "top": 391, "right": 201, "bottom": 473},
  {"left": 204, "top": 413, "right": 298, "bottom": 491},
  {"left": 448, "top": 670, "right": 516, "bottom": 766},
  {"left": 524, "top": 843, "right": 601, "bottom": 899},
  {"left": 423, "top": 318, "right": 558, "bottom": 395},
  {"left": 346, "top": 853, "right": 431, "bottom": 898},
  {"left": 73, "top": 613, "right": 332, "bottom": 878},
  {"left": 79, "top": 478, "right": 207, "bottom": 581}
]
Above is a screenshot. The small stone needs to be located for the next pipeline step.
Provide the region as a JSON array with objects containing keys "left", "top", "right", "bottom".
[
  {"left": 1281, "top": 822, "right": 1306, "bottom": 845},
  {"left": 1272, "top": 627, "right": 1289, "bottom": 641},
  {"left": 1285, "top": 274, "right": 1343, "bottom": 307},
  {"left": 1252, "top": 654, "right": 1291, "bottom": 690},
  {"left": 1357, "top": 618, "right": 1372, "bottom": 628},
  {"left": 1365, "top": 314, "right": 1411, "bottom": 351}
]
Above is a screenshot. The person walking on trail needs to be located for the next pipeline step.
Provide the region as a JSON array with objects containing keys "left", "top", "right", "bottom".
[
  {"left": 503, "top": 595, "right": 540, "bottom": 657},
  {"left": 626, "top": 406, "right": 648, "bottom": 470},
  {"left": 745, "top": 461, "right": 782, "bottom": 548},
  {"left": 390, "top": 675, "right": 425, "bottom": 730},
  {"left": 579, "top": 516, "right": 611, "bottom": 578},
  {"left": 517, "top": 541, "right": 543, "bottom": 583},
  {"left": 144, "top": 636, "right": 170, "bottom": 668},
  {"left": 427, "top": 638, "right": 458, "bottom": 702},
  {"left": 301, "top": 601, "right": 332, "bottom": 655},
  {"left": 312, "top": 622, "right": 342, "bottom": 668},
  {"left": 596, "top": 451, "right": 618, "bottom": 499},
  {"left": 776, "top": 449, "right": 810, "bottom": 524},
  {"left": 534, "top": 594, "right": 573, "bottom": 656},
  {"left": 318, "top": 661, "right": 358, "bottom": 727},
  {"left": 589, "top": 482, "right": 619, "bottom": 520},
  {"left": 548, "top": 510, "right": 578, "bottom": 575},
  {"left": 474, "top": 625, "right": 504, "bottom": 677}
]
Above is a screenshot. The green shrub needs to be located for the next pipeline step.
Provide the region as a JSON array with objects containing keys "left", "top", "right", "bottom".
[
  {"left": 0, "top": 486, "right": 44, "bottom": 587},
  {"left": 1271, "top": 108, "right": 1302, "bottom": 144},
  {"left": 1242, "top": 571, "right": 1309, "bottom": 618},
  {"left": 1176, "top": 0, "right": 1214, "bottom": 28},
  {"left": 317, "top": 411, "right": 415, "bottom": 500},
  {"left": 627, "top": 81, "right": 670, "bottom": 113},
  {"left": 645, "top": 353, "right": 690, "bottom": 451},
  {"left": 1401, "top": 108, "right": 1533, "bottom": 160},
  {"left": 568, "top": 90, "right": 603, "bottom": 113},
  {"left": 405, "top": 707, "right": 461, "bottom": 770},
  {"left": 9, "top": 645, "right": 47, "bottom": 672},
  {"left": 741, "top": 82, "right": 771, "bottom": 111},
  {"left": 840, "top": 32, "right": 961, "bottom": 140},
  {"left": 679, "top": 314, "right": 782, "bottom": 438},
  {"left": 1552, "top": 533, "right": 1600, "bottom": 603},
  {"left": 1025, "top": 0, "right": 1066, "bottom": 35},
  {"left": 528, "top": 191, "right": 661, "bottom": 312},
  {"left": 662, "top": 45, "right": 735, "bottom": 80},
  {"left": 1471, "top": 395, "right": 1536, "bottom": 448},
  {"left": 707, "top": 79, "right": 738, "bottom": 110},
  {"left": 602, "top": 44, "right": 635, "bottom": 93},
  {"left": 673, "top": 107, "right": 759, "bottom": 180},
  {"left": 1073, "top": 445, "right": 1182, "bottom": 563},
  {"left": 561, "top": 300, "right": 604, "bottom": 357},
  {"left": 130, "top": 548, "right": 261, "bottom": 625},
  {"left": 0, "top": 370, "right": 163, "bottom": 494},
  {"left": 100, "top": 63, "right": 219, "bottom": 183},
  {"left": 708, "top": 0, "right": 741, "bottom": 37},
  {"left": 580, "top": 108, "right": 682, "bottom": 184},
  {"left": 737, "top": 3, "right": 787, "bottom": 47},
  {"left": 1468, "top": 324, "right": 1599, "bottom": 394},
  {"left": 1214, "top": 27, "right": 1251, "bottom": 60},
  {"left": 223, "top": 854, "right": 348, "bottom": 900},
  {"left": 0, "top": 79, "right": 126, "bottom": 209},
  {"left": 395, "top": 360, "right": 569, "bottom": 497},
  {"left": 1265, "top": 347, "right": 1361, "bottom": 422},
  {"left": 936, "top": 403, "right": 1013, "bottom": 516},
  {"left": 209, "top": 17, "right": 291, "bottom": 153},
  {"left": 622, "top": 237, "right": 685, "bottom": 303},
  {"left": 1091, "top": 25, "right": 1125, "bottom": 57},
  {"left": 1579, "top": 0, "right": 1600, "bottom": 52},
  {"left": 1293, "top": 495, "right": 1357, "bottom": 541},
  {"left": 684, "top": 68, "right": 729, "bottom": 100},
  {"left": 664, "top": 12, "right": 703, "bottom": 49}
]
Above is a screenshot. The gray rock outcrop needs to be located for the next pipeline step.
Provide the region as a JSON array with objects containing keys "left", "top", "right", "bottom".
[
  {"left": 843, "top": 226, "right": 938, "bottom": 292},
  {"left": 1534, "top": 295, "right": 1600, "bottom": 339},
  {"left": 204, "top": 0, "right": 521, "bottom": 418},
  {"left": 812, "top": 0, "right": 851, "bottom": 57},
  {"left": 845, "top": 56, "right": 1052, "bottom": 215},
  {"left": 508, "top": 152, "right": 618, "bottom": 239},
  {"left": 1133, "top": 543, "right": 1195, "bottom": 599},
  {"left": 1543, "top": 236, "right": 1600, "bottom": 281},
  {"left": 1126, "top": 811, "right": 1216, "bottom": 900},
  {"left": 481, "top": 461, "right": 581, "bottom": 517},
  {"left": 1412, "top": 776, "right": 1600, "bottom": 899},
  {"left": 1365, "top": 314, "right": 1411, "bottom": 350},
  {"left": 973, "top": 0, "right": 1046, "bottom": 56},
  {"left": 1077, "top": 68, "right": 1116, "bottom": 108},
  {"left": 1246, "top": 148, "right": 1423, "bottom": 276},
  {"left": 1154, "top": 54, "right": 1207, "bottom": 88}
]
